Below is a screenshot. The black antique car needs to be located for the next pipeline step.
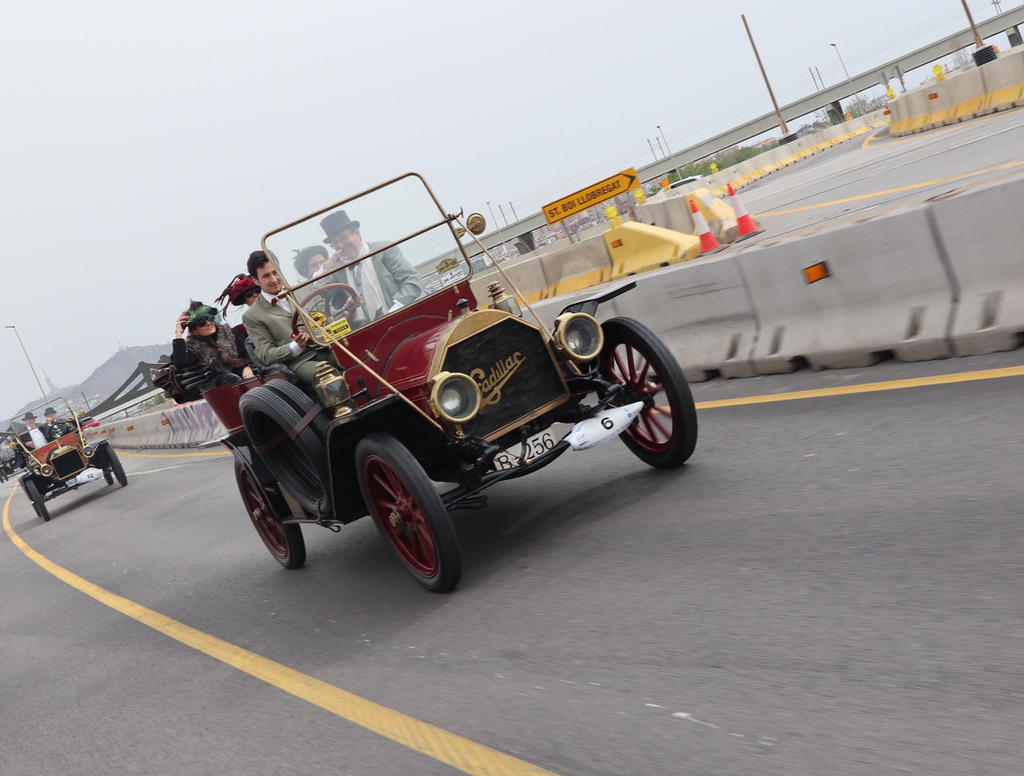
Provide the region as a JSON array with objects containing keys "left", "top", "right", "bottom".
[
  {"left": 200, "top": 173, "right": 697, "bottom": 592},
  {"left": 10, "top": 397, "right": 127, "bottom": 521}
]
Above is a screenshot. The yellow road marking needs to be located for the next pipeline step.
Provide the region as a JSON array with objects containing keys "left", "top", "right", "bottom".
[
  {"left": 754, "top": 160, "right": 1024, "bottom": 218},
  {"left": 695, "top": 365, "right": 1024, "bottom": 409},
  {"left": 1, "top": 493, "right": 560, "bottom": 776}
]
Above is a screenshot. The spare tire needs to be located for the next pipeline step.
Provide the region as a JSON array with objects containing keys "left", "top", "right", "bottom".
[{"left": 240, "top": 380, "right": 331, "bottom": 516}]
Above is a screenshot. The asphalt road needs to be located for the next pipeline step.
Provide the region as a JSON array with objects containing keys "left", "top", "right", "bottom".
[{"left": 3, "top": 347, "right": 1022, "bottom": 776}]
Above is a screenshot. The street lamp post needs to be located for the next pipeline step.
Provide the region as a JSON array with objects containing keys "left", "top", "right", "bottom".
[
  {"left": 831, "top": 43, "right": 857, "bottom": 117},
  {"left": 5, "top": 325, "right": 47, "bottom": 399},
  {"left": 485, "top": 201, "right": 509, "bottom": 260},
  {"left": 656, "top": 125, "right": 683, "bottom": 182}
]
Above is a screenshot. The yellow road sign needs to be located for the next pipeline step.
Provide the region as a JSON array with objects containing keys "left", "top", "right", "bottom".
[{"left": 542, "top": 168, "right": 639, "bottom": 225}]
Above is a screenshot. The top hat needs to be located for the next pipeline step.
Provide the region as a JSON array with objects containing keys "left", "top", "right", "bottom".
[
  {"left": 44, "top": 407, "right": 57, "bottom": 415},
  {"left": 320, "top": 211, "right": 360, "bottom": 244},
  {"left": 23, "top": 411, "right": 36, "bottom": 421}
]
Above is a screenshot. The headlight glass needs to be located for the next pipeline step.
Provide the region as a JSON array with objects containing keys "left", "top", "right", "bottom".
[
  {"left": 554, "top": 313, "right": 604, "bottom": 362},
  {"left": 430, "top": 372, "right": 482, "bottom": 425}
]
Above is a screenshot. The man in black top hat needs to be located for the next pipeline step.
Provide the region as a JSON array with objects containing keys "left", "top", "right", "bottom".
[
  {"left": 19, "top": 411, "right": 52, "bottom": 450},
  {"left": 317, "top": 210, "right": 424, "bottom": 325}
]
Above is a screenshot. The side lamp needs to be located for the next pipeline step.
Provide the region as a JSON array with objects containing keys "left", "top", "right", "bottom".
[
  {"left": 314, "top": 361, "right": 354, "bottom": 417},
  {"left": 487, "top": 282, "right": 522, "bottom": 317}
]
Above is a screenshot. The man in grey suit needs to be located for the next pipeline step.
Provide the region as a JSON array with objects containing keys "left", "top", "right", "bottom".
[
  {"left": 242, "top": 251, "right": 334, "bottom": 385},
  {"left": 318, "top": 210, "right": 425, "bottom": 325}
]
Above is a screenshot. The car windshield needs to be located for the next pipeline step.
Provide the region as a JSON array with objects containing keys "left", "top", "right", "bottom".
[
  {"left": 10, "top": 397, "right": 79, "bottom": 447},
  {"left": 262, "top": 173, "right": 473, "bottom": 331}
]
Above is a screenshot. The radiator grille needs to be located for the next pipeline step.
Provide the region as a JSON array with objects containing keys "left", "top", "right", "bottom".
[
  {"left": 51, "top": 447, "right": 87, "bottom": 480},
  {"left": 442, "top": 318, "right": 567, "bottom": 439}
]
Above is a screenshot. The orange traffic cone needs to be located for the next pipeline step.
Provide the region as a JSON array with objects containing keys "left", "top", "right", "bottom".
[
  {"left": 727, "top": 183, "right": 763, "bottom": 240},
  {"left": 689, "top": 198, "right": 722, "bottom": 253}
]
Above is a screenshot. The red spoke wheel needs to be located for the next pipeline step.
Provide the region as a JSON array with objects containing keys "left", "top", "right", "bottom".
[
  {"left": 235, "top": 460, "right": 305, "bottom": 569},
  {"left": 598, "top": 317, "right": 698, "bottom": 469},
  {"left": 356, "top": 433, "right": 461, "bottom": 593}
]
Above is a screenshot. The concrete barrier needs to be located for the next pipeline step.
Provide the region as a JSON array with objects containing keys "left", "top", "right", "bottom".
[
  {"left": 593, "top": 257, "right": 760, "bottom": 380},
  {"left": 930, "top": 173, "right": 1024, "bottom": 355},
  {"left": 537, "top": 233, "right": 613, "bottom": 296},
  {"left": 737, "top": 205, "right": 956, "bottom": 372},
  {"left": 891, "top": 48, "right": 1024, "bottom": 135},
  {"left": 980, "top": 47, "right": 1024, "bottom": 112}
]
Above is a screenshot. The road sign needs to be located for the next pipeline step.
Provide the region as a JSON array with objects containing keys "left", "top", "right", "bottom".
[{"left": 542, "top": 168, "right": 639, "bottom": 225}]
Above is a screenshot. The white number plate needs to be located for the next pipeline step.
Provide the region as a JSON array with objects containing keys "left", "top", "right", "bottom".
[{"left": 493, "top": 430, "right": 559, "bottom": 470}]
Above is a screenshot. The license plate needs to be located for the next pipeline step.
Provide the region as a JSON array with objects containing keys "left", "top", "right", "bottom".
[{"left": 493, "top": 429, "right": 559, "bottom": 470}]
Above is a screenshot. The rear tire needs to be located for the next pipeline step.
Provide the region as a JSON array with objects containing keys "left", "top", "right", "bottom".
[
  {"left": 240, "top": 380, "right": 330, "bottom": 516},
  {"left": 24, "top": 479, "right": 50, "bottom": 522},
  {"left": 235, "top": 460, "right": 305, "bottom": 569},
  {"left": 356, "top": 433, "right": 461, "bottom": 593}
]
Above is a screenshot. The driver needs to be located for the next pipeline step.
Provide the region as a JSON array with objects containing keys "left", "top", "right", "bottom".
[
  {"left": 317, "top": 210, "right": 424, "bottom": 325},
  {"left": 243, "top": 250, "right": 336, "bottom": 385}
]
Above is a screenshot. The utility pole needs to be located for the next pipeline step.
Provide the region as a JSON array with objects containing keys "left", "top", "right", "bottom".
[{"left": 742, "top": 14, "right": 791, "bottom": 138}]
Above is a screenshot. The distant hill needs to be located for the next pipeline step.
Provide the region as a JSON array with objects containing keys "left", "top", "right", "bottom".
[
  {"left": 4, "top": 344, "right": 172, "bottom": 426},
  {"left": 77, "top": 344, "right": 172, "bottom": 403}
]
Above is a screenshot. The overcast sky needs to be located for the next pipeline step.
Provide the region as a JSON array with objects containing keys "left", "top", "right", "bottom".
[{"left": 1, "top": 0, "right": 1013, "bottom": 417}]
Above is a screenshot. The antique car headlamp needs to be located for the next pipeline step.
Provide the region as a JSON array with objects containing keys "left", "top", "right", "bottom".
[
  {"left": 429, "top": 371, "right": 482, "bottom": 425},
  {"left": 40, "top": 464, "right": 54, "bottom": 477},
  {"left": 83, "top": 445, "right": 96, "bottom": 458},
  {"left": 553, "top": 313, "right": 604, "bottom": 362},
  {"left": 314, "top": 362, "right": 354, "bottom": 417},
  {"left": 487, "top": 282, "right": 522, "bottom": 318}
]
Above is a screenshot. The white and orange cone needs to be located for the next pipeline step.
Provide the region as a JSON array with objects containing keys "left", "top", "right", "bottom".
[
  {"left": 689, "top": 199, "right": 722, "bottom": 254},
  {"left": 727, "top": 183, "right": 763, "bottom": 240}
]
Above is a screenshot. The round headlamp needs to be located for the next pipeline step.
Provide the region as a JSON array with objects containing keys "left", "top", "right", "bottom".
[
  {"left": 40, "top": 464, "right": 54, "bottom": 477},
  {"left": 430, "top": 372, "right": 482, "bottom": 425},
  {"left": 553, "top": 313, "right": 604, "bottom": 362},
  {"left": 83, "top": 445, "right": 96, "bottom": 458}
]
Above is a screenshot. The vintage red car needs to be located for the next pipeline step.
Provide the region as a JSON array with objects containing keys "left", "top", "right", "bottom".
[
  {"left": 9, "top": 397, "right": 127, "bottom": 521},
  {"left": 200, "top": 173, "right": 697, "bottom": 592}
]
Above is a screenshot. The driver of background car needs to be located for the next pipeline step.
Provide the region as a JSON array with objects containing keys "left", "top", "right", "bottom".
[
  {"left": 172, "top": 302, "right": 254, "bottom": 383},
  {"left": 42, "top": 406, "right": 70, "bottom": 437},
  {"left": 242, "top": 250, "right": 336, "bottom": 385},
  {"left": 19, "top": 411, "right": 51, "bottom": 449},
  {"left": 318, "top": 210, "right": 425, "bottom": 325}
]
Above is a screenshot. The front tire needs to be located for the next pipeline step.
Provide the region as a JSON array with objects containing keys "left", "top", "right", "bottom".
[
  {"left": 598, "top": 317, "right": 698, "bottom": 468},
  {"left": 355, "top": 433, "right": 461, "bottom": 593},
  {"left": 235, "top": 460, "right": 305, "bottom": 569},
  {"left": 24, "top": 479, "right": 50, "bottom": 522},
  {"left": 106, "top": 447, "right": 128, "bottom": 487}
]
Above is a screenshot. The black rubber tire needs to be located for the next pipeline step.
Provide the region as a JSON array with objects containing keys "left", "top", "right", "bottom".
[
  {"left": 103, "top": 467, "right": 113, "bottom": 485},
  {"left": 240, "top": 380, "right": 330, "bottom": 516},
  {"left": 24, "top": 479, "right": 50, "bottom": 522},
  {"left": 355, "top": 433, "right": 461, "bottom": 593},
  {"left": 106, "top": 447, "right": 128, "bottom": 487},
  {"left": 598, "top": 317, "right": 698, "bottom": 469},
  {"left": 234, "top": 460, "right": 305, "bottom": 569}
]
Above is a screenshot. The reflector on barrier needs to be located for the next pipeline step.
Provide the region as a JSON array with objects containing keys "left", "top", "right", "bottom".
[{"left": 803, "top": 262, "right": 831, "bottom": 284}]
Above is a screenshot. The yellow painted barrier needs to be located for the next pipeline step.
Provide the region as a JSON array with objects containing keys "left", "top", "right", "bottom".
[{"left": 603, "top": 222, "right": 701, "bottom": 278}]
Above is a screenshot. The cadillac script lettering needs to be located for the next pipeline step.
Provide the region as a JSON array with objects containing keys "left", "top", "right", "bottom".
[{"left": 471, "top": 352, "right": 525, "bottom": 405}]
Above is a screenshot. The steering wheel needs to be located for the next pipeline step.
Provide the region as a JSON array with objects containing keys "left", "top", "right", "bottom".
[{"left": 292, "top": 282, "right": 360, "bottom": 336}]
